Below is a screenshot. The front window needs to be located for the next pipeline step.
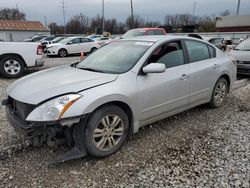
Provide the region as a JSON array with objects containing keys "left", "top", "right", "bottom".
[
  {"left": 234, "top": 39, "right": 250, "bottom": 51},
  {"left": 147, "top": 41, "right": 185, "bottom": 68},
  {"left": 76, "top": 41, "right": 153, "bottom": 74}
]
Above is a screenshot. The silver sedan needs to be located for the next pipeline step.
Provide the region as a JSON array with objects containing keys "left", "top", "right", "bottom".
[{"left": 4, "top": 36, "right": 236, "bottom": 162}]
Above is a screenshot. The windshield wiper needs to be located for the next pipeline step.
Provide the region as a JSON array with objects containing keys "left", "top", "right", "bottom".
[{"left": 79, "top": 67, "right": 105, "bottom": 73}]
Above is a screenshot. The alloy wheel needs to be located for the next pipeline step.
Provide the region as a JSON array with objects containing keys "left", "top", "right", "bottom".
[
  {"left": 214, "top": 81, "right": 226, "bottom": 104},
  {"left": 4, "top": 60, "right": 21, "bottom": 75},
  {"left": 93, "top": 115, "right": 124, "bottom": 151}
]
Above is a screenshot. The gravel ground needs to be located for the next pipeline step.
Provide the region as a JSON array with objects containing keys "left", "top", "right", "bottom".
[{"left": 0, "top": 58, "right": 249, "bottom": 187}]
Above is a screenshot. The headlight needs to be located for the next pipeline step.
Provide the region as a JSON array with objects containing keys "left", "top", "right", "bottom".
[{"left": 26, "top": 94, "right": 82, "bottom": 121}]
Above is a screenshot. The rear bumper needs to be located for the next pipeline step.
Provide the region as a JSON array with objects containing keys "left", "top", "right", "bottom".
[
  {"left": 35, "top": 59, "right": 44, "bottom": 67},
  {"left": 237, "top": 64, "right": 250, "bottom": 75}
]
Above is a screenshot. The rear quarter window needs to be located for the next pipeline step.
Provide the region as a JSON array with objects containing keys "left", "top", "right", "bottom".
[
  {"left": 154, "top": 30, "right": 165, "bottom": 35},
  {"left": 208, "top": 45, "right": 216, "bottom": 58}
]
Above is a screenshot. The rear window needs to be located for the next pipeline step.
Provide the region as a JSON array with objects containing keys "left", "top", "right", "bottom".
[{"left": 154, "top": 30, "right": 165, "bottom": 35}]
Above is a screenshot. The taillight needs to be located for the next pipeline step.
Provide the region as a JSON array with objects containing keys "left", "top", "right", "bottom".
[{"left": 37, "top": 44, "right": 43, "bottom": 55}]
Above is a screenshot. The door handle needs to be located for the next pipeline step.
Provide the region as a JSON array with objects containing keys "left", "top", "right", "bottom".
[
  {"left": 213, "top": 64, "right": 220, "bottom": 69},
  {"left": 180, "top": 74, "right": 189, "bottom": 80}
]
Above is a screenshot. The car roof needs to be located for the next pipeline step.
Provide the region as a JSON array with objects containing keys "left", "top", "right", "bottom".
[
  {"left": 67, "top": 36, "right": 86, "bottom": 39},
  {"left": 121, "top": 35, "right": 203, "bottom": 43},
  {"left": 132, "top": 28, "right": 164, "bottom": 31}
]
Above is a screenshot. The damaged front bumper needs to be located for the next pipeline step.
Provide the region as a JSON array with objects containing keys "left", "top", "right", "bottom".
[{"left": 2, "top": 98, "right": 88, "bottom": 164}]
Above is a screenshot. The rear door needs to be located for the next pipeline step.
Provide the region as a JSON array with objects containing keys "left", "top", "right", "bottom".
[
  {"left": 80, "top": 38, "right": 94, "bottom": 52},
  {"left": 184, "top": 40, "right": 219, "bottom": 105}
]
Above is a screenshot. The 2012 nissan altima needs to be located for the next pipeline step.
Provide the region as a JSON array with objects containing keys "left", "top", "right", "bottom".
[{"left": 2, "top": 36, "right": 236, "bottom": 163}]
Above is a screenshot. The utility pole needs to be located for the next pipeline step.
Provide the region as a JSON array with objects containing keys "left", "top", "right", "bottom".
[
  {"left": 236, "top": 0, "right": 241, "bottom": 15},
  {"left": 44, "top": 16, "right": 47, "bottom": 26},
  {"left": 60, "top": 0, "right": 66, "bottom": 34},
  {"left": 192, "top": 1, "right": 196, "bottom": 24},
  {"left": 130, "top": 0, "right": 134, "bottom": 29},
  {"left": 16, "top": 4, "right": 20, "bottom": 20},
  {"left": 102, "top": 0, "right": 105, "bottom": 32}
]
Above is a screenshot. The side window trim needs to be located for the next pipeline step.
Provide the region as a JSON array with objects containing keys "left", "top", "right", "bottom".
[{"left": 138, "top": 40, "right": 186, "bottom": 75}]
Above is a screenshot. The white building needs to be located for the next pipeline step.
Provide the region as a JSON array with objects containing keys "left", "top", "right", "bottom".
[{"left": 0, "top": 20, "right": 50, "bottom": 42}]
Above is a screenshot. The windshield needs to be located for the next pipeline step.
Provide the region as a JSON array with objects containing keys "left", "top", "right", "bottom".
[
  {"left": 58, "top": 37, "right": 74, "bottom": 44},
  {"left": 234, "top": 39, "right": 250, "bottom": 51},
  {"left": 122, "top": 30, "right": 145, "bottom": 39},
  {"left": 76, "top": 41, "right": 153, "bottom": 74},
  {"left": 52, "top": 37, "right": 65, "bottom": 43}
]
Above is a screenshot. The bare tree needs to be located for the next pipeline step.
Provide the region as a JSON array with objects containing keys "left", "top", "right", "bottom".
[
  {"left": 66, "top": 14, "right": 90, "bottom": 34},
  {"left": 164, "top": 13, "right": 195, "bottom": 26},
  {"left": 89, "top": 14, "right": 103, "bottom": 33},
  {"left": 48, "top": 22, "right": 64, "bottom": 34},
  {"left": 126, "top": 15, "right": 145, "bottom": 29},
  {"left": 145, "top": 21, "right": 161, "bottom": 27},
  {"left": 0, "top": 8, "right": 26, "bottom": 20},
  {"left": 220, "top": 10, "right": 232, "bottom": 16},
  {"left": 198, "top": 16, "right": 216, "bottom": 32}
]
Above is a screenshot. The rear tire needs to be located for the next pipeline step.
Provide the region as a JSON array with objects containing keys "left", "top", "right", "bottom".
[
  {"left": 209, "top": 78, "right": 228, "bottom": 108},
  {"left": 90, "top": 47, "right": 97, "bottom": 53},
  {"left": 0, "top": 55, "right": 25, "bottom": 78},
  {"left": 83, "top": 105, "right": 129, "bottom": 157}
]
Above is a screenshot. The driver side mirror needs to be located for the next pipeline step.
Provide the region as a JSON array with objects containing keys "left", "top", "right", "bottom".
[
  {"left": 67, "top": 41, "right": 73, "bottom": 45},
  {"left": 143, "top": 63, "right": 166, "bottom": 74}
]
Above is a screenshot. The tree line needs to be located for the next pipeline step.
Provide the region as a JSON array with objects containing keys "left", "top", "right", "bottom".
[{"left": 0, "top": 8, "right": 234, "bottom": 34}]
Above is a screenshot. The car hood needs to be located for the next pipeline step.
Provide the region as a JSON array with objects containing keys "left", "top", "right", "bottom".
[
  {"left": 47, "top": 43, "right": 62, "bottom": 48},
  {"left": 7, "top": 65, "right": 118, "bottom": 105},
  {"left": 226, "top": 50, "right": 250, "bottom": 61}
]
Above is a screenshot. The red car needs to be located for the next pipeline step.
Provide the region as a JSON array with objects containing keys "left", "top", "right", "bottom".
[{"left": 122, "top": 28, "right": 167, "bottom": 39}]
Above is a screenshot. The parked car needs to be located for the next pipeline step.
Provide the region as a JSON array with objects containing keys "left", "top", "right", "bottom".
[
  {"left": 205, "top": 37, "right": 224, "bottom": 50},
  {"left": 40, "top": 36, "right": 57, "bottom": 51},
  {"left": 226, "top": 38, "right": 250, "bottom": 75},
  {"left": 3, "top": 36, "right": 236, "bottom": 163},
  {"left": 96, "top": 37, "right": 113, "bottom": 46},
  {"left": 43, "top": 36, "right": 67, "bottom": 53},
  {"left": 0, "top": 42, "right": 44, "bottom": 78},
  {"left": 46, "top": 37, "right": 101, "bottom": 57},
  {"left": 121, "top": 28, "right": 167, "bottom": 39},
  {"left": 87, "top": 35, "right": 103, "bottom": 40},
  {"left": 24, "top": 35, "right": 49, "bottom": 42}
]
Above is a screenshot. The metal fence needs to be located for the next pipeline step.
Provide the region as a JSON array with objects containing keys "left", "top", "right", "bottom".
[{"left": 172, "top": 32, "right": 250, "bottom": 43}]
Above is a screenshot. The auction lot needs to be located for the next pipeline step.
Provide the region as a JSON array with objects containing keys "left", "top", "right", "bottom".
[{"left": 0, "top": 57, "right": 249, "bottom": 187}]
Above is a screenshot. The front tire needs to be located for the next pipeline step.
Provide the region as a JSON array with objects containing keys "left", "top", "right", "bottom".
[
  {"left": 84, "top": 105, "right": 129, "bottom": 157},
  {"left": 58, "top": 49, "right": 68, "bottom": 57},
  {"left": 209, "top": 78, "right": 228, "bottom": 108},
  {"left": 0, "top": 56, "right": 25, "bottom": 78}
]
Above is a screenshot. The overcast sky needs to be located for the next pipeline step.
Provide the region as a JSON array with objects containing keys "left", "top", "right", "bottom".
[{"left": 0, "top": 0, "right": 250, "bottom": 25}]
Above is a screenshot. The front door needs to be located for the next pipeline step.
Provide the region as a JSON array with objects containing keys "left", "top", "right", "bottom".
[
  {"left": 67, "top": 38, "right": 82, "bottom": 54},
  {"left": 137, "top": 41, "right": 190, "bottom": 123}
]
